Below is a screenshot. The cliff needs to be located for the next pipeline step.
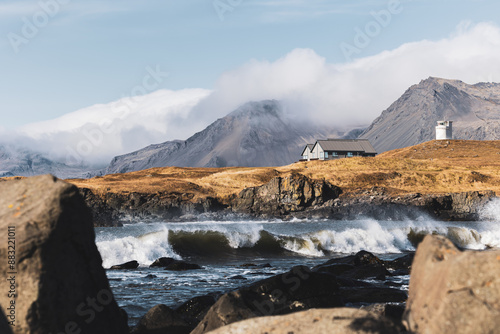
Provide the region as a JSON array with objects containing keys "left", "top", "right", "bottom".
[{"left": 67, "top": 140, "right": 500, "bottom": 225}]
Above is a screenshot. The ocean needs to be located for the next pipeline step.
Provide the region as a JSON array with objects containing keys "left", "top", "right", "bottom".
[{"left": 95, "top": 201, "right": 500, "bottom": 327}]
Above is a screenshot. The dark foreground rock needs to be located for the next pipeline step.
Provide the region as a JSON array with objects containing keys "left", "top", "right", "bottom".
[
  {"left": 207, "top": 308, "right": 400, "bottom": 334},
  {"left": 0, "top": 309, "right": 13, "bottom": 334},
  {"left": 191, "top": 265, "right": 405, "bottom": 334},
  {"left": 164, "top": 261, "right": 202, "bottom": 271},
  {"left": 0, "top": 175, "right": 128, "bottom": 334},
  {"left": 403, "top": 235, "right": 500, "bottom": 333},
  {"left": 131, "top": 304, "right": 192, "bottom": 334},
  {"left": 110, "top": 260, "right": 139, "bottom": 270},
  {"left": 132, "top": 296, "right": 217, "bottom": 334},
  {"left": 313, "top": 250, "right": 414, "bottom": 278},
  {"left": 150, "top": 257, "right": 176, "bottom": 267}
]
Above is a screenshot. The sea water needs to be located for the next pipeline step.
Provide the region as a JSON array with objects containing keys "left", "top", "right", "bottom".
[{"left": 96, "top": 200, "right": 500, "bottom": 326}]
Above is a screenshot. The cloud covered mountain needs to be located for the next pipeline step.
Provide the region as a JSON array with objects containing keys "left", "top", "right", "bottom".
[
  {"left": 0, "top": 145, "right": 90, "bottom": 179},
  {"left": 360, "top": 77, "right": 500, "bottom": 152},
  {"left": 2, "top": 22, "right": 500, "bottom": 176},
  {"left": 104, "top": 100, "right": 342, "bottom": 174},
  {"left": 4, "top": 22, "right": 500, "bottom": 167}
]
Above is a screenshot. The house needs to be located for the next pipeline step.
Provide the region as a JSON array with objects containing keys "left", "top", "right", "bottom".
[
  {"left": 301, "top": 144, "right": 315, "bottom": 160},
  {"left": 301, "top": 139, "right": 377, "bottom": 161}
]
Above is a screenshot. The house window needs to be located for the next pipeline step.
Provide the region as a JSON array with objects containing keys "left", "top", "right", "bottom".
[
  {"left": 347, "top": 152, "right": 354, "bottom": 157},
  {"left": 324, "top": 152, "right": 328, "bottom": 159},
  {"left": 332, "top": 152, "right": 338, "bottom": 157}
]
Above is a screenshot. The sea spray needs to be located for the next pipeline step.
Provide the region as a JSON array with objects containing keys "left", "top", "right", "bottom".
[
  {"left": 480, "top": 197, "right": 500, "bottom": 221},
  {"left": 95, "top": 219, "right": 498, "bottom": 267},
  {"left": 96, "top": 226, "right": 180, "bottom": 268}
]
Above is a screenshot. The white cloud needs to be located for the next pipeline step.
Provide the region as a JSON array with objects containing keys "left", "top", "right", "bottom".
[
  {"left": 8, "top": 21, "right": 500, "bottom": 167},
  {"left": 192, "top": 21, "right": 500, "bottom": 128},
  {"left": 11, "top": 89, "right": 211, "bottom": 166}
]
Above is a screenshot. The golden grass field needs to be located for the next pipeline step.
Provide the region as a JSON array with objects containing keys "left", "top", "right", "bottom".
[{"left": 66, "top": 140, "right": 500, "bottom": 203}]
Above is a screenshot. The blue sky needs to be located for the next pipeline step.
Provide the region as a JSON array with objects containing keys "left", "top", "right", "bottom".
[{"left": 1, "top": 0, "right": 499, "bottom": 130}]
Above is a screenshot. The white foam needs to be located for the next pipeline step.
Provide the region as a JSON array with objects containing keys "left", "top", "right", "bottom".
[
  {"left": 480, "top": 198, "right": 500, "bottom": 221},
  {"left": 96, "top": 227, "right": 180, "bottom": 268}
]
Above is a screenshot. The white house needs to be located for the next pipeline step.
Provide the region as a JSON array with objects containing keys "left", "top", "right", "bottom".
[
  {"left": 300, "top": 144, "right": 315, "bottom": 160},
  {"left": 301, "top": 139, "right": 377, "bottom": 161}
]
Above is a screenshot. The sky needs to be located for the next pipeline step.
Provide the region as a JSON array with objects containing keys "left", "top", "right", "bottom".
[{"left": 1, "top": 0, "right": 500, "bottom": 166}]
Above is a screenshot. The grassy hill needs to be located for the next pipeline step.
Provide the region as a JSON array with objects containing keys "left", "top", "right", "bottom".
[{"left": 67, "top": 140, "right": 500, "bottom": 204}]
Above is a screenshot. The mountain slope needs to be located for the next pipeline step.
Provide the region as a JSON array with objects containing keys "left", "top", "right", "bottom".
[
  {"left": 360, "top": 77, "right": 500, "bottom": 153},
  {"left": 105, "top": 100, "right": 340, "bottom": 174},
  {"left": 0, "top": 145, "right": 89, "bottom": 178}
]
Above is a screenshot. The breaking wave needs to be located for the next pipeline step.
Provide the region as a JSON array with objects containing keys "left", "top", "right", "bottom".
[{"left": 96, "top": 219, "right": 500, "bottom": 268}]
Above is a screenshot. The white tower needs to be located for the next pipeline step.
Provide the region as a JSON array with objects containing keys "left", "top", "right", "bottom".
[{"left": 436, "top": 121, "right": 453, "bottom": 140}]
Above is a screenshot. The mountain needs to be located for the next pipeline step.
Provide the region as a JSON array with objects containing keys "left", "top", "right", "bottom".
[
  {"left": 0, "top": 145, "right": 90, "bottom": 179},
  {"left": 104, "top": 100, "right": 342, "bottom": 174},
  {"left": 360, "top": 77, "right": 500, "bottom": 153}
]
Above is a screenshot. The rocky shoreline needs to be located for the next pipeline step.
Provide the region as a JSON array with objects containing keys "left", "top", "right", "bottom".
[
  {"left": 79, "top": 174, "right": 496, "bottom": 226},
  {"left": 1, "top": 175, "right": 500, "bottom": 334},
  {"left": 122, "top": 250, "right": 411, "bottom": 334}
]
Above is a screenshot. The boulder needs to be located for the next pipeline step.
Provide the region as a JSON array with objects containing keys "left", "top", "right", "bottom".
[
  {"left": 150, "top": 257, "right": 176, "bottom": 267},
  {"left": 164, "top": 261, "right": 202, "bottom": 271},
  {"left": 174, "top": 295, "right": 217, "bottom": 326},
  {"left": 403, "top": 235, "right": 500, "bottom": 333},
  {"left": 191, "top": 266, "right": 344, "bottom": 334},
  {"left": 313, "top": 251, "right": 391, "bottom": 280},
  {"left": 206, "top": 308, "right": 400, "bottom": 334},
  {"left": 131, "top": 304, "right": 192, "bottom": 334},
  {"left": 0, "top": 175, "right": 128, "bottom": 334},
  {"left": 192, "top": 263, "right": 407, "bottom": 334},
  {"left": 0, "top": 309, "right": 13, "bottom": 334},
  {"left": 110, "top": 260, "right": 139, "bottom": 270}
]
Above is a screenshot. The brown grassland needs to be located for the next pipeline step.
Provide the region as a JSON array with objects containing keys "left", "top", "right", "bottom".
[{"left": 65, "top": 140, "right": 500, "bottom": 203}]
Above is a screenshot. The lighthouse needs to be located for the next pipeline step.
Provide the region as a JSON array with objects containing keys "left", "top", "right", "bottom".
[{"left": 436, "top": 121, "right": 453, "bottom": 140}]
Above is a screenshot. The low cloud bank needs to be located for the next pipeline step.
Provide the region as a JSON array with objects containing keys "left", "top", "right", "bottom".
[{"left": 5, "top": 22, "right": 500, "bottom": 166}]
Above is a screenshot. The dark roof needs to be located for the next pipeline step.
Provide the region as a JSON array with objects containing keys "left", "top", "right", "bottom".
[
  {"left": 301, "top": 144, "right": 315, "bottom": 155},
  {"left": 315, "top": 139, "right": 377, "bottom": 154}
]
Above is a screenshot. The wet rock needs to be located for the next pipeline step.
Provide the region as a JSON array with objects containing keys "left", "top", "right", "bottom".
[
  {"left": 314, "top": 251, "right": 391, "bottom": 280},
  {"left": 80, "top": 188, "right": 227, "bottom": 226},
  {"left": 403, "top": 235, "right": 500, "bottom": 334},
  {"left": 150, "top": 257, "right": 176, "bottom": 267},
  {"left": 385, "top": 253, "right": 414, "bottom": 275},
  {"left": 206, "top": 308, "right": 400, "bottom": 334},
  {"left": 164, "top": 261, "right": 202, "bottom": 271},
  {"left": 110, "top": 260, "right": 139, "bottom": 270},
  {"left": 0, "top": 175, "right": 128, "bottom": 334},
  {"left": 228, "top": 275, "right": 246, "bottom": 280},
  {"left": 0, "top": 309, "right": 13, "bottom": 334},
  {"left": 174, "top": 295, "right": 217, "bottom": 326},
  {"left": 131, "top": 304, "right": 192, "bottom": 334},
  {"left": 191, "top": 266, "right": 344, "bottom": 334},
  {"left": 340, "top": 287, "right": 407, "bottom": 305},
  {"left": 239, "top": 263, "right": 257, "bottom": 267}
]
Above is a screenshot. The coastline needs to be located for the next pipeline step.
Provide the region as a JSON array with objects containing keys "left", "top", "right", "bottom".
[{"left": 68, "top": 140, "right": 500, "bottom": 226}]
